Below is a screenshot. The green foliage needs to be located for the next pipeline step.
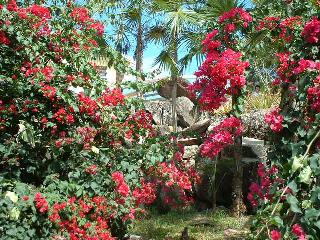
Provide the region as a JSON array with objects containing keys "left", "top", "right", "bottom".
[
  {"left": 0, "top": 2, "right": 197, "bottom": 239},
  {"left": 245, "top": 1, "right": 320, "bottom": 239}
]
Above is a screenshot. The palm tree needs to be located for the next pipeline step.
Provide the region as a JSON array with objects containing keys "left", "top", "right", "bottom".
[
  {"left": 146, "top": 0, "right": 204, "bottom": 132},
  {"left": 105, "top": 0, "right": 157, "bottom": 84}
]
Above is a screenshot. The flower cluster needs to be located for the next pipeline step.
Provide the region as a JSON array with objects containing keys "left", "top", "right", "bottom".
[
  {"left": 112, "top": 171, "right": 130, "bottom": 198},
  {"left": 98, "top": 88, "right": 125, "bottom": 107},
  {"left": 264, "top": 108, "right": 284, "bottom": 132},
  {"left": 272, "top": 52, "right": 295, "bottom": 85},
  {"left": 302, "top": 17, "right": 320, "bottom": 44},
  {"left": 218, "top": 8, "right": 253, "bottom": 31},
  {"left": 189, "top": 12, "right": 250, "bottom": 111},
  {"left": 49, "top": 196, "right": 114, "bottom": 240},
  {"left": 256, "top": 16, "right": 280, "bottom": 31},
  {"left": 248, "top": 163, "right": 283, "bottom": 207},
  {"left": 0, "top": 31, "right": 10, "bottom": 45},
  {"left": 200, "top": 117, "right": 243, "bottom": 158},
  {"left": 307, "top": 77, "right": 320, "bottom": 112},
  {"left": 53, "top": 108, "right": 75, "bottom": 125},
  {"left": 279, "top": 16, "right": 302, "bottom": 42},
  {"left": 189, "top": 46, "right": 249, "bottom": 110},
  {"left": 41, "top": 84, "right": 57, "bottom": 101},
  {"left": 124, "top": 110, "right": 156, "bottom": 141},
  {"left": 132, "top": 180, "right": 157, "bottom": 205},
  {"left": 78, "top": 93, "right": 99, "bottom": 117},
  {"left": 293, "top": 59, "right": 319, "bottom": 75},
  {"left": 28, "top": 4, "right": 52, "bottom": 19},
  {"left": 271, "top": 229, "right": 282, "bottom": 240},
  {"left": 70, "top": 7, "right": 104, "bottom": 36},
  {"left": 76, "top": 127, "right": 97, "bottom": 149},
  {"left": 70, "top": 7, "right": 91, "bottom": 23},
  {"left": 292, "top": 224, "right": 307, "bottom": 240},
  {"left": 34, "top": 192, "right": 49, "bottom": 213},
  {"left": 85, "top": 164, "right": 98, "bottom": 175}
]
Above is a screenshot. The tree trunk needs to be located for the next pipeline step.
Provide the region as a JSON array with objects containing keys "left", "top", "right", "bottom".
[
  {"left": 171, "top": 39, "right": 178, "bottom": 133},
  {"left": 230, "top": 135, "right": 246, "bottom": 216},
  {"left": 135, "top": 13, "right": 144, "bottom": 98},
  {"left": 230, "top": 95, "right": 246, "bottom": 216},
  {"left": 135, "top": 17, "right": 143, "bottom": 75},
  {"left": 212, "top": 157, "right": 218, "bottom": 210},
  {"left": 171, "top": 77, "right": 178, "bottom": 132},
  {"left": 116, "top": 71, "right": 124, "bottom": 87}
]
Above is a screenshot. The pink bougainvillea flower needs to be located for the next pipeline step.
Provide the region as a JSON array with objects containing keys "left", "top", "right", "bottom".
[
  {"left": 271, "top": 230, "right": 282, "bottom": 240},
  {"left": 302, "top": 17, "right": 320, "bottom": 44}
]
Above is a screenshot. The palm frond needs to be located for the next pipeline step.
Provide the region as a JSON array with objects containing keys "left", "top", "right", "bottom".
[
  {"left": 153, "top": 49, "right": 179, "bottom": 75},
  {"left": 203, "top": 0, "right": 244, "bottom": 19},
  {"left": 145, "top": 24, "right": 168, "bottom": 45}
]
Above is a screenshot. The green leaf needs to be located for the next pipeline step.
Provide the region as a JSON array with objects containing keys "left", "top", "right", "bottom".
[
  {"left": 305, "top": 208, "right": 320, "bottom": 220},
  {"left": 287, "top": 195, "right": 302, "bottom": 213},
  {"left": 299, "top": 166, "right": 312, "bottom": 184},
  {"left": 292, "top": 155, "right": 304, "bottom": 173},
  {"left": 271, "top": 216, "right": 283, "bottom": 227},
  {"left": 287, "top": 181, "right": 298, "bottom": 193},
  {"left": 314, "top": 221, "right": 320, "bottom": 230}
]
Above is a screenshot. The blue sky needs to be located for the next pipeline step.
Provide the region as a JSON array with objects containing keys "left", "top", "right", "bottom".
[
  {"left": 105, "top": 0, "right": 254, "bottom": 81},
  {"left": 140, "top": 0, "right": 254, "bottom": 81}
]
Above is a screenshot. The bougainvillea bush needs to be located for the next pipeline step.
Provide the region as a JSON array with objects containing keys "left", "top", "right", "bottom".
[
  {"left": 190, "top": 0, "right": 319, "bottom": 238},
  {"left": 0, "top": 1, "right": 198, "bottom": 239},
  {"left": 245, "top": 1, "right": 320, "bottom": 239}
]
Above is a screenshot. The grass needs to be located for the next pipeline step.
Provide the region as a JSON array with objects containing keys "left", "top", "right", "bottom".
[
  {"left": 214, "top": 90, "right": 281, "bottom": 116},
  {"left": 130, "top": 208, "right": 251, "bottom": 240}
]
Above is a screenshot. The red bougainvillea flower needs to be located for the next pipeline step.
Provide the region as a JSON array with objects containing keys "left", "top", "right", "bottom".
[
  {"left": 112, "top": 171, "right": 130, "bottom": 197},
  {"left": 200, "top": 117, "right": 243, "bottom": 158},
  {"left": 293, "top": 59, "right": 318, "bottom": 75},
  {"left": 256, "top": 16, "right": 280, "bottom": 31},
  {"left": 111, "top": 171, "right": 124, "bottom": 183},
  {"left": 265, "top": 108, "right": 284, "bottom": 132},
  {"left": 89, "top": 22, "right": 105, "bottom": 36},
  {"left": 85, "top": 164, "right": 98, "bottom": 175},
  {"left": 22, "top": 195, "right": 29, "bottom": 201},
  {"left": 70, "top": 7, "right": 91, "bottom": 23},
  {"left": 273, "top": 52, "right": 295, "bottom": 85},
  {"left": 53, "top": 108, "right": 75, "bottom": 125},
  {"left": 0, "top": 31, "right": 10, "bottom": 45},
  {"left": 279, "top": 16, "right": 302, "bottom": 42},
  {"left": 248, "top": 163, "right": 282, "bottom": 207},
  {"left": 308, "top": 76, "right": 320, "bottom": 112},
  {"left": 41, "top": 66, "right": 54, "bottom": 81},
  {"left": 28, "top": 5, "right": 51, "bottom": 19},
  {"left": 7, "top": 0, "right": 18, "bottom": 12},
  {"left": 271, "top": 230, "right": 282, "bottom": 240},
  {"left": 302, "top": 17, "right": 320, "bottom": 44},
  {"left": 78, "top": 93, "right": 98, "bottom": 116},
  {"left": 189, "top": 47, "right": 249, "bottom": 111},
  {"left": 133, "top": 180, "right": 157, "bottom": 205},
  {"left": 292, "top": 224, "right": 307, "bottom": 240},
  {"left": 98, "top": 88, "right": 125, "bottom": 107},
  {"left": 218, "top": 8, "right": 253, "bottom": 29},
  {"left": 41, "top": 84, "right": 56, "bottom": 101},
  {"left": 34, "top": 192, "right": 49, "bottom": 213}
]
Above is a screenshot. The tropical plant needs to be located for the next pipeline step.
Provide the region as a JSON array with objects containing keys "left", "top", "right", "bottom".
[
  {"left": 0, "top": 1, "right": 199, "bottom": 239},
  {"left": 146, "top": 0, "right": 203, "bottom": 132},
  {"left": 246, "top": 0, "right": 320, "bottom": 239}
]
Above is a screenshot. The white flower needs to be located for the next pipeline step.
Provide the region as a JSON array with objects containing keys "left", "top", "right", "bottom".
[
  {"left": 68, "top": 85, "right": 84, "bottom": 94},
  {"left": 61, "top": 59, "right": 69, "bottom": 65},
  {"left": 91, "top": 146, "right": 100, "bottom": 154},
  {"left": 5, "top": 191, "right": 18, "bottom": 203}
]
